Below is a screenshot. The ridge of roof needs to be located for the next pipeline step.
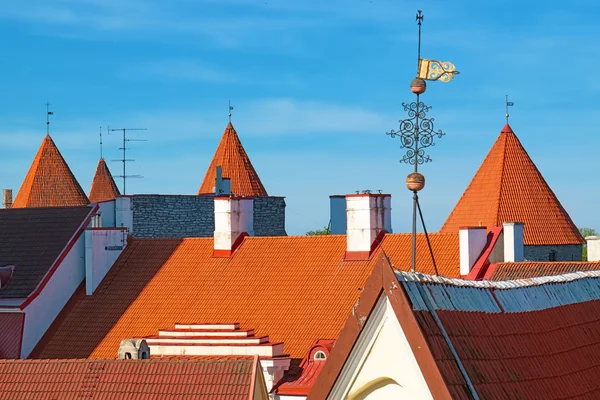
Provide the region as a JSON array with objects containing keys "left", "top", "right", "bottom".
[
  {"left": 13, "top": 134, "right": 89, "bottom": 208},
  {"left": 88, "top": 158, "right": 120, "bottom": 203},
  {"left": 198, "top": 122, "right": 268, "bottom": 197},
  {"left": 440, "top": 125, "right": 583, "bottom": 245}
]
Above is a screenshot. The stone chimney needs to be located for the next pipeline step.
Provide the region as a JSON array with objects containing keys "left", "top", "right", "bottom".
[
  {"left": 214, "top": 196, "right": 253, "bottom": 257},
  {"left": 586, "top": 236, "right": 600, "bottom": 262},
  {"left": 345, "top": 193, "right": 391, "bottom": 260},
  {"left": 2, "top": 189, "right": 12, "bottom": 209},
  {"left": 118, "top": 339, "right": 150, "bottom": 359},
  {"left": 503, "top": 222, "right": 524, "bottom": 262},
  {"left": 459, "top": 226, "right": 488, "bottom": 275}
]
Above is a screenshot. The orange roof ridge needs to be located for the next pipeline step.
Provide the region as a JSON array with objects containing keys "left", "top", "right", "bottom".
[
  {"left": 12, "top": 135, "right": 89, "bottom": 208},
  {"left": 198, "top": 122, "right": 267, "bottom": 197},
  {"left": 441, "top": 125, "right": 583, "bottom": 245},
  {"left": 89, "top": 158, "right": 121, "bottom": 203}
]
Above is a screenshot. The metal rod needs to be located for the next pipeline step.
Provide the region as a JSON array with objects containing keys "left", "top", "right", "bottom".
[
  {"left": 416, "top": 194, "right": 439, "bottom": 276},
  {"left": 122, "top": 128, "right": 126, "bottom": 194}
]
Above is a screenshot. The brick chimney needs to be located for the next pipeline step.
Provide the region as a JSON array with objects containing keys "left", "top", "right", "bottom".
[
  {"left": 503, "top": 222, "right": 524, "bottom": 262},
  {"left": 345, "top": 193, "right": 391, "bottom": 260},
  {"left": 2, "top": 189, "right": 12, "bottom": 209},
  {"left": 214, "top": 196, "right": 253, "bottom": 257},
  {"left": 459, "top": 226, "right": 487, "bottom": 275}
]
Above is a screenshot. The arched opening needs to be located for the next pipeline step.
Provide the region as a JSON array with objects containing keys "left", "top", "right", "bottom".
[
  {"left": 124, "top": 352, "right": 132, "bottom": 359},
  {"left": 314, "top": 350, "right": 327, "bottom": 360}
]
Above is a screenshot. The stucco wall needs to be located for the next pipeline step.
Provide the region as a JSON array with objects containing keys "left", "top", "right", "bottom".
[
  {"left": 131, "top": 195, "right": 286, "bottom": 238},
  {"left": 524, "top": 244, "right": 582, "bottom": 261}
]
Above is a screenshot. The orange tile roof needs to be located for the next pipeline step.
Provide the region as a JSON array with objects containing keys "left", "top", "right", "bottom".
[
  {"left": 88, "top": 158, "right": 120, "bottom": 203},
  {"left": 486, "top": 261, "right": 600, "bottom": 280},
  {"left": 34, "top": 232, "right": 459, "bottom": 361},
  {"left": 0, "top": 357, "right": 257, "bottom": 399},
  {"left": 12, "top": 135, "right": 89, "bottom": 208},
  {"left": 441, "top": 124, "right": 583, "bottom": 245},
  {"left": 198, "top": 122, "right": 267, "bottom": 197}
]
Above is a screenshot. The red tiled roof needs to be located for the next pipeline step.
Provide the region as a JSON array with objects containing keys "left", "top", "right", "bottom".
[
  {"left": 13, "top": 135, "right": 89, "bottom": 208},
  {"left": 276, "top": 340, "right": 334, "bottom": 396},
  {"left": 0, "top": 357, "right": 257, "bottom": 399},
  {"left": 441, "top": 124, "right": 583, "bottom": 245},
  {"left": 0, "top": 313, "right": 24, "bottom": 358},
  {"left": 34, "top": 232, "right": 459, "bottom": 361},
  {"left": 88, "top": 158, "right": 120, "bottom": 203},
  {"left": 485, "top": 261, "right": 600, "bottom": 280},
  {"left": 0, "top": 206, "right": 95, "bottom": 299},
  {"left": 198, "top": 122, "right": 267, "bottom": 197}
]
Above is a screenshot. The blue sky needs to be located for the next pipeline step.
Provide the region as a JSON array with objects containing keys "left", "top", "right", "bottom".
[{"left": 0, "top": 0, "right": 599, "bottom": 235}]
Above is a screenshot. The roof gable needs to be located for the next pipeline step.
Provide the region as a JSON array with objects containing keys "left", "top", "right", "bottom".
[
  {"left": 13, "top": 135, "right": 89, "bottom": 208},
  {"left": 441, "top": 124, "right": 583, "bottom": 245},
  {"left": 198, "top": 123, "right": 267, "bottom": 197},
  {"left": 89, "top": 158, "right": 120, "bottom": 203},
  {"left": 33, "top": 232, "right": 460, "bottom": 361}
]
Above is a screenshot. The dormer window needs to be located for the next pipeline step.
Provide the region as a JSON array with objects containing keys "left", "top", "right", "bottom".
[
  {"left": 0, "top": 265, "right": 15, "bottom": 289},
  {"left": 314, "top": 350, "right": 327, "bottom": 360}
]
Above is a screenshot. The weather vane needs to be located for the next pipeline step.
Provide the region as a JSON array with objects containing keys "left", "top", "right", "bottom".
[
  {"left": 228, "top": 101, "right": 234, "bottom": 122},
  {"left": 45, "top": 102, "right": 54, "bottom": 135},
  {"left": 505, "top": 95, "right": 514, "bottom": 123},
  {"left": 386, "top": 10, "right": 459, "bottom": 273}
]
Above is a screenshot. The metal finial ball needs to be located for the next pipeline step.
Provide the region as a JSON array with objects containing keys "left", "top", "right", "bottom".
[
  {"left": 406, "top": 172, "right": 425, "bottom": 191},
  {"left": 410, "top": 78, "right": 426, "bottom": 95}
]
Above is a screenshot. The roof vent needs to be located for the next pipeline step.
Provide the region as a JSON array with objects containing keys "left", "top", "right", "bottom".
[
  {"left": 0, "top": 265, "right": 15, "bottom": 289},
  {"left": 118, "top": 339, "right": 150, "bottom": 360}
]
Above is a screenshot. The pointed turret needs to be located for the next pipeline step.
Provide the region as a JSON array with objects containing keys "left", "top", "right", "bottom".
[
  {"left": 89, "top": 158, "right": 120, "bottom": 203},
  {"left": 198, "top": 122, "right": 267, "bottom": 197},
  {"left": 441, "top": 124, "right": 583, "bottom": 246},
  {"left": 12, "top": 135, "right": 89, "bottom": 208}
]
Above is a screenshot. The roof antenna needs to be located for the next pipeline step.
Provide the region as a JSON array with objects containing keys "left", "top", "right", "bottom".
[
  {"left": 45, "top": 102, "right": 54, "bottom": 135},
  {"left": 110, "top": 127, "right": 147, "bottom": 195},
  {"left": 505, "top": 95, "right": 514, "bottom": 124},
  {"left": 228, "top": 101, "right": 234, "bottom": 123}
]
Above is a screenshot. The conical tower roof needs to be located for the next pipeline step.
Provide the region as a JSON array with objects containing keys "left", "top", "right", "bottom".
[
  {"left": 198, "top": 122, "right": 267, "bottom": 197},
  {"left": 89, "top": 158, "right": 120, "bottom": 203},
  {"left": 12, "top": 135, "right": 89, "bottom": 208},
  {"left": 440, "top": 124, "right": 583, "bottom": 245}
]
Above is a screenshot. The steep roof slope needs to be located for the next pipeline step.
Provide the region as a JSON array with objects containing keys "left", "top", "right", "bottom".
[
  {"left": 440, "top": 124, "right": 583, "bottom": 245},
  {"left": 0, "top": 206, "right": 94, "bottom": 298},
  {"left": 33, "top": 232, "right": 459, "bottom": 361},
  {"left": 88, "top": 158, "right": 120, "bottom": 203},
  {"left": 0, "top": 357, "right": 258, "bottom": 399},
  {"left": 198, "top": 122, "right": 267, "bottom": 197},
  {"left": 12, "top": 135, "right": 89, "bottom": 208}
]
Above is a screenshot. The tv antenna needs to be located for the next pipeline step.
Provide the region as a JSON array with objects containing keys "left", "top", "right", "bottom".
[{"left": 110, "top": 127, "right": 147, "bottom": 195}]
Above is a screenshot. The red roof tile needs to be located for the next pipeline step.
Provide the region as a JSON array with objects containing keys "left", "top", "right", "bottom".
[
  {"left": 13, "top": 135, "right": 89, "bottom": 208},
  {"left": 88, "top": 158, "right": 120, "bottom": 203},
  {"left": 486, "top": 261, "right": 600, "bottom": 280},
  {"left": 0, "top": 313, "right": 24, "bottom": 358},
  {"left": 0, "top": 357, "right": 257, "bottom": 399},
  {"left": 198, "top": 123, "right": 267, "bottom": 197},
  {"left": 0, "top": 206, "right": 94, "bottom": 299},
  {"left": 34, "top": 232, "right": 459, "bottom": 361},
  {"left": 276, "top": 340, "right": 334, "bottom": 395},
  {"left": 441, "top": 124, "right": 583, "bottom": 245}
]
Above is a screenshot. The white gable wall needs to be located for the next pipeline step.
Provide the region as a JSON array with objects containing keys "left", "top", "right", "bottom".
[{"left": 328, "top": 294, "right": 433, "bottom": 400}]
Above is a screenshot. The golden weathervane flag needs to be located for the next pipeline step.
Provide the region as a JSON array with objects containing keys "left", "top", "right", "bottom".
[{"left": 418, "top": 58, "right": 459, "bottom": 82}]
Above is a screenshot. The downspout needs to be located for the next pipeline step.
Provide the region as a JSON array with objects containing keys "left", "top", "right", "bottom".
[{"left": 415, "top": 283, "right": 480, "bottom": 400}]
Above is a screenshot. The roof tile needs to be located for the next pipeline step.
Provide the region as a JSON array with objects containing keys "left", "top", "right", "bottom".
[
  {"left": 198, "top": 123, "right": 267, "bottom": 197},
  {"left": 441, "top": 124, "right": 583, "bottom": 245},
  {"left": 13, "top": 135, "right": 89, "bottom": 208},
  {"left": 487, "top": 261, "right": 600, "bottom": 280},
  {"left": 89, "top": 158, "right": 120, "bottom": 203}
]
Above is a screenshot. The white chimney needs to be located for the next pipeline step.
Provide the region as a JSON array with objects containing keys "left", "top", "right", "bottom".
[
  {"left": 586, "top": 236, "right": 600, "bottom": 262},
  {"left": 503, "top": 222, "right": 524, "bottom": 262},
  {"left": 214, "top": 196, "right": 253, "bottom": 256},
  {"left": 459, "top": 226, "right": 488, "bottom": 275},
  {"left": 345, "top": 194, "right": 391, "bottom": 260}
]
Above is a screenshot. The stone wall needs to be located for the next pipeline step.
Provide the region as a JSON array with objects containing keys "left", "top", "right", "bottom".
[
  {"left": 524, "top": 244, "right": 582, "bottom": 262},
  {"left": 131, "top": 195, "right": 286, "bottom": 238}
]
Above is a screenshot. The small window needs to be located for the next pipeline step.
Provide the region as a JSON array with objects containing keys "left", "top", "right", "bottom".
[
  {"left": 314, "top": 351, "right": 327, "bottom": 360},
  {"left": 549, "top": 250, "right": 557, "bottom": 262},
  {"left": 125, "top": 352, "right": 132, "bottom": 359},
  {"left": 141, "top": 351, "right": 148, "bottom": 359}
]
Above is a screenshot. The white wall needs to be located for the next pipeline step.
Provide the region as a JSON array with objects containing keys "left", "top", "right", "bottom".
[
  {"left": 85, "top": 229, "right": 128, "bottom": 295},
  {"left": 115, "top": 197, "right": 133, "bottom": 233},
  {"left": 97, "top": 200, "right": 116, "bottom": 227},
  {"left": 328, "top": 295, "right": 433, "bottom": 400},
  {"left": 21, "top": 235, "right": 86, "bottom": 358}
]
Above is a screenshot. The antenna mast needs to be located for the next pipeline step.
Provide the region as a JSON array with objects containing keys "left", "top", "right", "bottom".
[{"left": 110, "top": 127, "right": 147, "bottom": 195}]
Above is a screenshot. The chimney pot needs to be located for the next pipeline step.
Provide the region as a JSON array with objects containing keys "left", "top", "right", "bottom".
[{"left": 459, "top": 226, "right": 488, "bottom": 275}]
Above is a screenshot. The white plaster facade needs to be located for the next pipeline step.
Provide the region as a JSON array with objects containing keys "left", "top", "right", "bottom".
[
  {"left": 346, "top": 195, "right": 391, "bottom": 253},
  {"left": 327, "top": 294, "right": 433, "bottom": 400},
  {"left": 459, "top": 227, "right": 487, "bottom": 275},
  {"left": 214, "top": 197, "right": 254, "bottom": 251},
  {"left": 85, "top": 228, "right": 128, "bottom": 295}
]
